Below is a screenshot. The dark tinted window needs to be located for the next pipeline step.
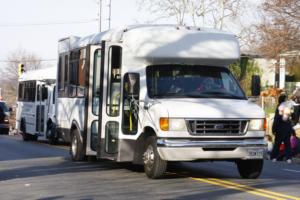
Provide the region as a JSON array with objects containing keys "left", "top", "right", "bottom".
[
  {"left": 0, "top": 102, "right": 9, "bottom": 112},
  {"left": 146, "top": 65, "right": 246, "bottom": 99},
  {"left": 18, "top": 81, "right": 36, "bottom": 102}
]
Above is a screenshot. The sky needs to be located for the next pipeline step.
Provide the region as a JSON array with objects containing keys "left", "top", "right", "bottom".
[
  {"left": 0, "top": 0, "right": 153, "bottom": 66},
  {"left": 0, "top": 0, "right": 262, "bottom": 68}
]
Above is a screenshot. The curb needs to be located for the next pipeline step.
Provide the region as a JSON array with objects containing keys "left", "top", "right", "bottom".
[{"left": 293, "top": 156, "right": 300, "bottom": 164}]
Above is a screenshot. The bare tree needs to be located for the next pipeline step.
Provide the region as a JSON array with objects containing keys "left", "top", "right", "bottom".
[
  {"left": 137, "top": 0, "right": 247, "bottom": 30},
  {"left": 253, "top": 0, "right": 300, "bottom": 58},
  {"left": 0, "top": 48, "right": 44, "bottom": 105}
]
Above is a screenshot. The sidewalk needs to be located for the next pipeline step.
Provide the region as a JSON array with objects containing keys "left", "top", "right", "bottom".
[{"left": 293, "top": 154, "right": 300, "bottom": 164}]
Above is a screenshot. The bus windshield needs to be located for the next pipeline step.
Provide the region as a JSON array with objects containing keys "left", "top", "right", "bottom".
[{"left": 146, "top": 65, "right": 246, "bottom": 99}]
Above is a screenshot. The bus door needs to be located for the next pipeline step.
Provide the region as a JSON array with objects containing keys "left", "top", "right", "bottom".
[
  {"left": 97, "top": 41, "right": 122, "bottom": 160},
  {"left": 36, "top": 82, "right": 48, "bottom": 137},
  {"left": 47, "top": 85, "right": 56, "bottom": 122},
  {"left": 86, "top": 45, "right": 102, "bottom": 155}
]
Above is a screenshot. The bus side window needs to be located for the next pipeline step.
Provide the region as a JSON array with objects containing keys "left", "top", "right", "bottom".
[
  {"left": 37, "top": 85, "right": 41, "bottom": 101},
  {"left": 67, "top": 48, "right": 87, "bottom": 98},
  {"left": 69, "top": 51, "right": 79, "bottom": 97},
  {"left": 18, "top": 82, "right": 24, "bottom": 101},
  {"left": 78, "top": 48, "right": 87, "bottom": 97},
  {"left": 122, "top": 73, "right": 140, "bottom": 135},
  {"left": 53, "top": 86, "right": 56, "bottom": 104},
  {"left": 58, "top": 55, "right": 68, "bottom": 97},
  {"left": 106, "top": 46, "right": 122, "bottom": 117},
  {"left": 92, "top": 49, "right": 101, "bottom": 115}
]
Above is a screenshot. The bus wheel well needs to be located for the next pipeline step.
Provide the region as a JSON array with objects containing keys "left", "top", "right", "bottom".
[
  {"left": 20, "top": 118, "right": 26, "bottom": 133},
  {"left": 133, "top": 126, "right": 156, "bottom": 164},
  {"left": 70, "top": 121, "right": 81, "bottom": 141},
  {"left": 47, "top": 119, "right": 52, "bottom": 129}
]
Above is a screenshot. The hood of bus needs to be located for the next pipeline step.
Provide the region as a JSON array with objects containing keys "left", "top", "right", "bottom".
[{"left": 150, "top": 98, "right": 265, "bottom": 119}]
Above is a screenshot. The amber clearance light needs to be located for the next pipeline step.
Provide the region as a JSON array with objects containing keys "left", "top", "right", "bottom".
[{"left": 160, "top": 117, "right": 169, "bottom": 131}]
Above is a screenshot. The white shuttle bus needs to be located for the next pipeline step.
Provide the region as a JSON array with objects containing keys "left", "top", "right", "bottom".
[
  {"left": 16, "top": 67, "right": 57, "bottom": 143},
  {"left": 56, "top": 25, "right": 266, "bottom": 179}
]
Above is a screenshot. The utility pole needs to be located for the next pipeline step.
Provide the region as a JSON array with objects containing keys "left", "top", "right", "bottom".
[
  {"left": 108, "top": 0, "right": 112, "bottom": 29},
  {"left": 98, "top": 0, "right": 102, "bottom": 32}
]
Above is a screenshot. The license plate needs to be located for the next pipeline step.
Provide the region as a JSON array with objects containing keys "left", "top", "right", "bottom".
[{"left": 247, "top": 149, "right": 264, "bottom": 159}]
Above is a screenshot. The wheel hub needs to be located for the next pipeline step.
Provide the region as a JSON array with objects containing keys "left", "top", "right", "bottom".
[
  {"left": 143, "top": 145, "right": 155, "bottom": 166},
  {"left": 72, "top": 137, "right": 77, "bottom": 157}
]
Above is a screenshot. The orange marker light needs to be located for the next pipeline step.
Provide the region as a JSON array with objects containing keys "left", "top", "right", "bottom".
[
  {"left": 264, "top": 118, "right": 267, "bottom": 131},
  {"left": 160, "top": 118, "right": 169, "bottom": 131}
]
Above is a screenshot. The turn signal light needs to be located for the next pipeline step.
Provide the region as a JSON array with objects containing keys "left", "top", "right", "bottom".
[
  {"left": 264, "top": 118, "right": 267, "bottom": 131},
  {"left": 160, "top": 118, "right": 169, "bottom": 131}
]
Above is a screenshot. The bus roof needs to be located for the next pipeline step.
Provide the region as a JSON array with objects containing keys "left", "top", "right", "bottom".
[
  {"left": 19, "top": 66, "right": 57, "bottom": 82},
  {"left": 58, "top": 24, "right": 240, "bottom": 66}
]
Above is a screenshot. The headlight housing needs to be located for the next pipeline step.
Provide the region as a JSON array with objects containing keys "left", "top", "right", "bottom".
[
  {"left": 4, "top": 116, "right": 9, "bottom": 124},
  {"left": 248, "top": 119, "right": 265, "bottom": 131},
  {"left": 160, "top": 118, "right": 187, "bottom": 131}
]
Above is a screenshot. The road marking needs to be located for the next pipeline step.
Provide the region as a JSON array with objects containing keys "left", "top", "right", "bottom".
[
  {"left": 283, "top": 169, "right": 300, "bottom": 173},
  {"left": 192, "top": 178, "right": 300, "bottom": 200}
]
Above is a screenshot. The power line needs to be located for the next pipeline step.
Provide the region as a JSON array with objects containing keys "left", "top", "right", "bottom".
[
  {"left": 0, "top": 59, "right": 57, "bottom": 63},
  {"left": 0, "top": 19, "right": 98, "bottom": 28}
]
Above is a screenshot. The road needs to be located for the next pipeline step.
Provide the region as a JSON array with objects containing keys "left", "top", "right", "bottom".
[{"left": 0, "top": 135, "right": 300, "bottom": 200}]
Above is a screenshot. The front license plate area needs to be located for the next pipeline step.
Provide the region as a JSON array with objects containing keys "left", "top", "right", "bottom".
[{"left": 247, "top": 149, "right": 264, "bottom": 159}]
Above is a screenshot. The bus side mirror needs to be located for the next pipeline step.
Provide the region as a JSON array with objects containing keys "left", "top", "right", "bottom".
[
  {"left": 125, "top": 73, "right": 140, "bottom": 97},
  {"left": 251, "top": 75, "right": 261, "bottom": 96},
  {"left": 42, "top": 86, "right": 48, "bottom": 101}
]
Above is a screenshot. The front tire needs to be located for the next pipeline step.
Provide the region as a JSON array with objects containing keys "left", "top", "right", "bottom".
[
  {"left": 236, "top": 159, "right": 263, "bottom": 179},
  {"left": 70, "top": 128, "right": 86, "bottom": 161},
  {"left": 143, "top": 136, "right": 167, "bottom": 179}
]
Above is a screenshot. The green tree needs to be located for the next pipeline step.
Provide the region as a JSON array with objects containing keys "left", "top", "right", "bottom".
[{"left": 229, "top": 58, "right": 262, "bottom": 96}]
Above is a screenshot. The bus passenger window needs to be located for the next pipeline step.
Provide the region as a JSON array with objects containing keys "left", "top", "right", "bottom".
[
  {"left": 93, "top": 49, "right": 101, "bottom": 115},
  {"left": 106, "top": 46, "right": 122, "bottom": 117},
  {"left": 105, "top": 121, "right": 119, "bottom": 154},
  {"left": 69, "top": 51, "right": 79, "bottom": 97},
  {"left": 78, "top": 49, "right": 87, "bottom": 97},
  {"left": 122, "top": 73, "right": 140, "bottom": 135},
  {"left": 18, "top": 83, "right": 24, "bottom": 101}
]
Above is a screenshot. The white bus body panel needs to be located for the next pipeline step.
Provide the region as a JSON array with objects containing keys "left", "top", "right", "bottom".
[
  {"left": 57, "top": 25, "right": 265, "bottom": 162},
  {"left": 16, "top": 67, "right": 56, "bottom": 140}
]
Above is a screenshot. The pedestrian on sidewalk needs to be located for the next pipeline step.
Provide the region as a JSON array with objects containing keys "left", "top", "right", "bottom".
[
  {"left": 265, "top": 135, "right": 273, "bottom": 160},
  {"left": 290, "top": 132, "right": 298, "bottom": 157},
  {"left": 271, "top": 94, "right": 294, "bottom": 164}
]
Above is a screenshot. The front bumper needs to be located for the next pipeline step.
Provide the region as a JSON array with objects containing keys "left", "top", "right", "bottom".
[
  {"left": 0, "top": 124, "right": 9, "bottom": 129},
  {"left": 157, "top": 138, "right": 266, "bottom": 161}
]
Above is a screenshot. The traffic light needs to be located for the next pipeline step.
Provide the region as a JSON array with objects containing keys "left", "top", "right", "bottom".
[{"left": 18, "top": 63, "right": 25, "bottom": 76}]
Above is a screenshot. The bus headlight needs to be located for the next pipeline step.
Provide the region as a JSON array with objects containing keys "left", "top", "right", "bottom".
[
  {"left": 160, "top": 118, "right": 187, "bottom": 131},
  {"left": 248, "top": 119, "right": 265, "bottom": 131}
]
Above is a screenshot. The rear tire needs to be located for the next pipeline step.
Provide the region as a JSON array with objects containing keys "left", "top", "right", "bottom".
[
  {"left": 236, "top": 159, "right": 263, "bottom": 179},
  {"left": 31, "top": 134, "right": 38, "bottom": 141},
  {"left": 70, "top": 128, "right": 86, "bottom": 161},
  {"left": 47, "top": 124, "right": 58, "bottom": 145},
  {"left": 21, "top": 120, "right": 30, "bottom": 141},
  {"left": 0, "top": 128, "right": 9, "bottom": 135},
  {"left": 143, "top": 136, "right": 167, "bottom": 179}
]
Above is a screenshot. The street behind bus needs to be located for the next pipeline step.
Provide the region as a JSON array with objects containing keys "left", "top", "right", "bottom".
[{"left": 1, "top": 134, "right": 300, "bottom": 200}]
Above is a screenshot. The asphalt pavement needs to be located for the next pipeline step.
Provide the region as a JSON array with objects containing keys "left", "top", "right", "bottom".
[{"left": 0, "top": 135, "right": 300, "bottom": 200}]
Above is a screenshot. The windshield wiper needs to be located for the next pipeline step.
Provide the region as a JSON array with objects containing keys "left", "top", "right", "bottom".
[{"left": 194, "top": 91, "right": 245, "bottom": 99}]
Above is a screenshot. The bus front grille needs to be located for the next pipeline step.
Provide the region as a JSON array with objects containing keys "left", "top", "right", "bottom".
[{"left": 186, "top": 119, "right": 248, "bottom": 136}]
